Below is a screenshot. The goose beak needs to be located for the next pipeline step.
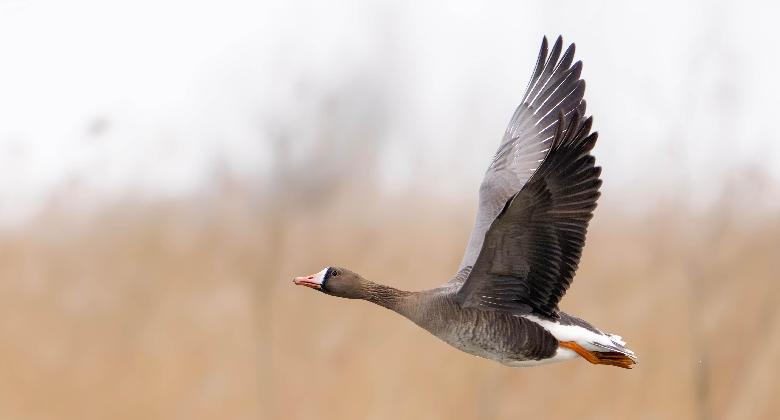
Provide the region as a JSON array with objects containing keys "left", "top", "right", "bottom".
[
  {"left": 293, "top": 274, "right": 322, "bottom": 290},
  {"left": 293, "top": 267, "right": 328, "bottom": 290},
  {"left": 293, "top": 268, "right": 329, "bottom": 290}
]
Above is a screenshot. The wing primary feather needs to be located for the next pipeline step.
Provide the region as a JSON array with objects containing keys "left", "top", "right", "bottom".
[
  {"left": 457, "top": 104, "right": 602, "bottom": 318},
  {"left": 520, "top": 36, "right": 549, "bottom": 106},
  {"left": 457, "top": 36, "right": 588, "bottom": 272},
  {"left": 527, "top": 37, "right": 564, "bottom": 108}
]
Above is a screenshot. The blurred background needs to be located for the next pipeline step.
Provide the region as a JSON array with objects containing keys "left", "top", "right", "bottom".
[{"left": 1, "top": 0, "right": 779, "bottom": 419}]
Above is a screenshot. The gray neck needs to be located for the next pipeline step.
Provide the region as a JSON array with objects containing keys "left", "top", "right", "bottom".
[
  {"left": 361, "top": 280, "right": 453, "bottom": 338},
  {"left": 361, "top": 281, "right": 414, "bottom": 314}
]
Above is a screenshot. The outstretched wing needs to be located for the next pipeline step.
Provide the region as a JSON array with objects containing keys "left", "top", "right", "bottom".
[
  {"left": 459, "top": 36, "right": 586, "bottom": 270},
  {"left": 455, "top": 111, "right": 601, "bottom": 318}
]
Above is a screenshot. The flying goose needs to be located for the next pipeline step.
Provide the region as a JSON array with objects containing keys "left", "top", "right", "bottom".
[{"left": 293, "top": 36, "right": 636, "bottom": 369}]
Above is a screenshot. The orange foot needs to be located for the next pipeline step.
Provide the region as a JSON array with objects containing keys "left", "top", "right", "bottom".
[{"left": 559, "top": 341, "right": 635, "bottom": 369}]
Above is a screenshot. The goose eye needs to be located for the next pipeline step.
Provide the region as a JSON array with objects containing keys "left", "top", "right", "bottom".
[{"left": 330, "top": 270, "right": 340, "bottom": 277}]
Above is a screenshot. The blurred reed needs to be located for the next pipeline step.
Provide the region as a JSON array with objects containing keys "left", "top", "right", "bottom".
[{"left": 0, "top": 179, "right": 778, "bottom": 420}]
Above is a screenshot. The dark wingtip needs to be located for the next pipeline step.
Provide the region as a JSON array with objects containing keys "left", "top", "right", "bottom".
[
  {"left": 564, "top": 42, "right": 576, "bottom": 59},
  {"left": 550, "top": 36, "right": 563, "bottom": 58},
  {"left": 552, "top": 35, "right": 576, "bottom": 53}
]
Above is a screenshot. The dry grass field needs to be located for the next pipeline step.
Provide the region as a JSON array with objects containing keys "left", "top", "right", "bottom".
[{"left": 0, "top": 181, "right": 777, "bottom": 420}]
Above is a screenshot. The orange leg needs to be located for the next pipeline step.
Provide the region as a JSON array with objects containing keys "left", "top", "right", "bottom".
[
  {"left": 559, "top": 341, "right": 600, "bottom": 364},
  {"left": 559, "top": 341, "right": 635, "bottom": 369}
]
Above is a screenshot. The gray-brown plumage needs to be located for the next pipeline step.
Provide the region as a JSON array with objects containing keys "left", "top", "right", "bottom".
[
  {"left": 293, "top": 36, "right": 636, "bottom": 369},
  {"left": 456, "top": 111, "right": 600, "bottom": 319}
]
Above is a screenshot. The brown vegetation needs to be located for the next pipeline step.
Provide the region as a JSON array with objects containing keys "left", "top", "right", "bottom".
[{"left": 0, "top": 184, "right": 778, "bottom": 420}]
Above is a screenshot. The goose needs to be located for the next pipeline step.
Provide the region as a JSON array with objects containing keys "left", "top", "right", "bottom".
[{"left": 293, "top": 36, "right": 636, "bottom": 369}]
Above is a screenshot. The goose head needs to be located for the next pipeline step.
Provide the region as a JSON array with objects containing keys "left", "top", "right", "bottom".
[{"left": 293, "top": 266, "right": 366, "bottom": 299}]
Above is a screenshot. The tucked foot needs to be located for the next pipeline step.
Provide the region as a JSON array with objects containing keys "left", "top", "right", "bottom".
[{"left": 559, "top": 341, "right": 636, "bottom": 369}]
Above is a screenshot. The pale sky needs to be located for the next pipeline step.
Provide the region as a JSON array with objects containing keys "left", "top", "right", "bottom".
[{"left": 1, "top": 0, "right": 779, "bottom": 225}]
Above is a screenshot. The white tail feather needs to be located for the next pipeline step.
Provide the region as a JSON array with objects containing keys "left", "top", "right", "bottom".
[{"left": 521, "top": 314, "right": 636, "bottom": 360}]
